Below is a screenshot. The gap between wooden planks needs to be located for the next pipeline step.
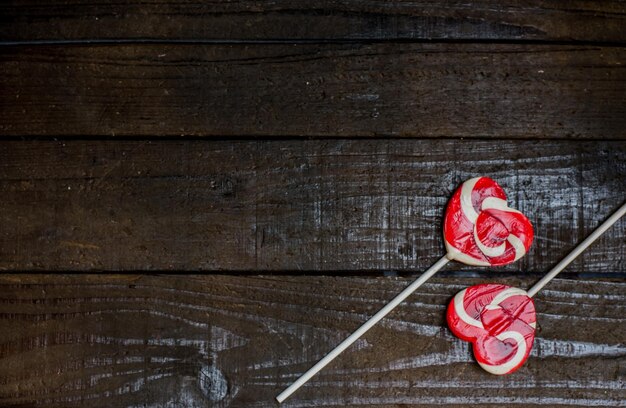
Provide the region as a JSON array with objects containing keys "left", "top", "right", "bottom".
[
  {"left": 0, "top": 274, "right": 623, "bottom": 407},
  {"left": 1, "top": 43, "right": 625, "bottom": 138},
  {"left": 1, "top": 0, "right": 625, "bottom": 43}
]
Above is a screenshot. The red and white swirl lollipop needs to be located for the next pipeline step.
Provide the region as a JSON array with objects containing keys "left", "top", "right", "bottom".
[
  {"left": 444, "top": 177, "right": 533, "bottom": 266},
  {"left": 277, "top": 176, "right": 534, "bottom": 403},
  {"left": 447, "top": 202, "right": 625, "bottom": 375},
  {"left": 448, "top": 284, "right": 536, "bottom": 375}
]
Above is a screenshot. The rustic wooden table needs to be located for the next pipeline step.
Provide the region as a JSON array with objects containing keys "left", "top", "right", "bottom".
[{"left": 1, "top": 1, "right": 625, "bottom": 407}]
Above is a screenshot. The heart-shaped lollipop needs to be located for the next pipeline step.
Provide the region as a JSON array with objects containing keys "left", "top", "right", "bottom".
[
  {"left": 447, "top": 202, "right": 625, "bottom": 376},
  {"left": 444, "top": 177, "right": 534, "bottom": 266},
  {"left": 447, "top": 284, "right": 536, "bottom": 375}
]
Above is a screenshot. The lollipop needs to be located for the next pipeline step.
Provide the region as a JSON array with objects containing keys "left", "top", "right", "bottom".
[
  {"left": 448, "top": 284, "right": 536, "bottom": 375},
  {"left": 276, "top": 176, "right": 534, "bottom": 403},
  {"left": 447, "top": 202, "right": 625, "bottom": 375},
  {"left": 444, "top": 177, "right": 533, "bottom": 266}
]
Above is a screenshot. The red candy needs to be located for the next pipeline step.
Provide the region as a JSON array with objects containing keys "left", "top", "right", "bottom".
[
  {"left": 447, "top": 284, "right": 536, "bottom": 375},
  {"left": 444, "top": 177, "right": 534, "bottom": 266}
]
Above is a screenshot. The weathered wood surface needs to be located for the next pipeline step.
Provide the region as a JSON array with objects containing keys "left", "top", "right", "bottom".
[
  {"left": 1, "top": 44, "right": 625, "bottom": 138},
  {"left": 1, "top": 139, "right": 624, "bottom": 273},
  {"left": 1, "top": 1, "right": 624, "bottom": 406},
  {"left": 2, "top": 1, "right": 626, "bottom": 43},
  {"left": 0, "top": 274, "right": 623, "bottom": 407}
]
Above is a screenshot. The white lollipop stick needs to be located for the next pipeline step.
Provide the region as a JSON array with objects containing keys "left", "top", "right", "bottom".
[
  {"left": 276, "top": 255, "right": 450, "bottom": 403},
  {"left": 527, "top": 202, "right": 626, "bottom": 297}
]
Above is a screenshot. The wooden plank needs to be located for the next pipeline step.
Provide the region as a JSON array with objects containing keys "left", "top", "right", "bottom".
[
  {"left": 1, "top": 139, "right": 624, "bottom": 273},
  {"left": 1, "top": 44, "right": 625, "bottom": 138},
  {"left": 1, "top": 1, "right": 626, "bottom": 43},
  {"left": 0, "top": 274, "right": 623, "bottom": 407}
]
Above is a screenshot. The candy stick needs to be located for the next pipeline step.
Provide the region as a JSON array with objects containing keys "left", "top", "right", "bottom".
[
  {"left": 527, "top": 201, "right": 626, "bottom": 297},
  {"left": 277, "top": 176, "right": 534, "bottom": 402},
  {"left": 447, "top": 201, "right": 625, "bottom": 375},
  {"left": 276, "top": 256, "right": 449, "bottom": 403}
]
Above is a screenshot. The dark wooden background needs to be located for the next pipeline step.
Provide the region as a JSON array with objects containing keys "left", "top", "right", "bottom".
[{"left": 1, "top": 1, "right": 625, "bottom": 407}]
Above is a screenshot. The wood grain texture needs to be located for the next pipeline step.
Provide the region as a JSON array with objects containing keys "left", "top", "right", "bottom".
[
  {"left": 1, "top": 1, "right": 626, "bottom": 43},
  {"left": 0, "top": 274, "right": 623, "bottom": 407},
  {"left": 1, "top": 43, "right": 625, "bottom": 138},
  {"left": 1, "top": 139, "right": 624, "bottom": 273}
]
